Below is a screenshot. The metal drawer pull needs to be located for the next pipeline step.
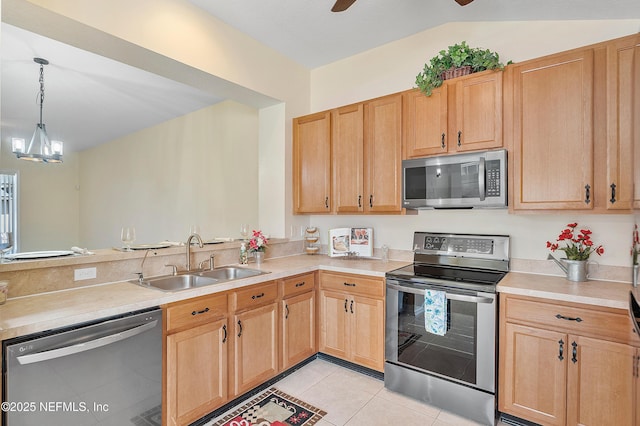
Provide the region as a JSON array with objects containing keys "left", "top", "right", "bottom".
[
  {"left": 457, "top": 130, "right": 462, "bottom": 147},
  {"left": 610, "top": 183, "right": 617, "bottom": 204},
  {"left": 222, "top": 324, "right": 227, "bottom": 343},
  {"left": 343, "top": 282, "right": 356, "bottom": 287},
  {"left": 344, "top": 299, "right": 348, "bottom": 313},
  {"left": 285, "top": 304, "right": 290, "bottom": 319},
  {"left": 441, "top": 133, "right": 445, "bottom": 148},
  {"left": 558, "top": 339, "right": 564, "bottom": 361},
  {"left": 295, "top": 282, "right": 306, "bottom": 287},
  {"left": 571, "top": 341, "right": 578, "bottom": 364},
  {"left": 350, "top": 300, "right": 354, "bottom": 314},
  {"left": 237, "top": 320, "right": 243, "bottom": 337},
  {"left": 584, "top": 184, "right": 591, "bottom": 204},
  {"left": 555, "top": 314, "right": 583, "bottom": 322},
  {"left": 192, "top": 307, "right": 210, "bottom": 316},
  {"left": 252, "top": 293, "right": 265, "bottom": 300}
]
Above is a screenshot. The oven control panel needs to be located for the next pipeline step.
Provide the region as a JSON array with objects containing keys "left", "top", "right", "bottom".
[{"left": 414, "top": 232, "right": 510, "bottom": 261}]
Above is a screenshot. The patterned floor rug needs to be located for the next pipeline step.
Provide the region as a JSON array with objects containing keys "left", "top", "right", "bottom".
[{"left": 211, "top": 387, "right": 326, "bottom": 426}]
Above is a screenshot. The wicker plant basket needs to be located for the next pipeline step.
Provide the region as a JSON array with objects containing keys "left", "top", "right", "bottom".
[{"left": 441, "top": 65, "right": 472, "bottom": 81}]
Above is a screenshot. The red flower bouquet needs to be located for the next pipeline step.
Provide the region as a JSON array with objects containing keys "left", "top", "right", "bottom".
[{"left": 546, "top": 222, "right": 604, "bottom": 261}]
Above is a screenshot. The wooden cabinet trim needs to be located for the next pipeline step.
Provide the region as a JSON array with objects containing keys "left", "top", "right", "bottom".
[
  {"left": 165, "top": 292, "right": 227, "bottom": 333},
  {"left": 319, "top": 270, "right": 384, "bottom": 298},
  {"left": 230, "top": 281, "right": 278, "bottom": 312}
]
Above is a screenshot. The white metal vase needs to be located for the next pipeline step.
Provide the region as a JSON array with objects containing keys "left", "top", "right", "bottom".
[
  {"left": 254, "top": 251, "right": 264, "bottom": 265},
  {"left": 564, "top": 259, "right": 588, "bottom": 282},
  {"left": 633, "top": 264, "right": 639, "bottom": 288}
]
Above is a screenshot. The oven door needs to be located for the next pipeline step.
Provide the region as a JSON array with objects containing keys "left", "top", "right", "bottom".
[{"left": 385, "top": 279, "right": 496, "bottom": 393}]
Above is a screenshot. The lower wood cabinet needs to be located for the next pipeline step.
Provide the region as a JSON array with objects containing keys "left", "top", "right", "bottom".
[
  {"left": 318, "top": 271, "right": 385, "bottom": 372},
  {"left": 499, "top": 293, "right": 639, "bottom": 426},
  {"left": 164, "top": 293, "right": 229, "bottom": 426},
  {"left": 280, "top": 272, "right": 316, "bottom": 371},
  {"left": 229, "top": 281, "right": 279, "bottom": 398}
]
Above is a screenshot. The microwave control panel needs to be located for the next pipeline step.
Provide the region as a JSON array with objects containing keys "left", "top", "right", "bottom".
[{"left": 486, "top": 159, "right": 501, "bottom": 197}]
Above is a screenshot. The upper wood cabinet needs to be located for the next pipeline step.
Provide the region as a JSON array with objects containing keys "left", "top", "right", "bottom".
[
  {"left": 296, "top": 93, "right": 403, "bottom": 214},
  {"left": 508, "top": 48, "right": 595, "bottom": 210},
  {"left": 293, "top": 111, "right": 331, "bottom": 213},
  {"left": 404, "top": 70, "right": 502, "bottom": 158},
  {"left": 364, "top": 93, "right": 403, "bottom": 212},
  {"left": 508, "top": 34, "right": 639, "bottom": 212},
  {"left": 332, "top": 104, "right": 364, "bottom": 213}
]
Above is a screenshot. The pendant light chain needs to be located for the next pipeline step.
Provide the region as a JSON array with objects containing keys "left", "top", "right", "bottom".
[{"left": 38, "top": 61, "right": 45, "bottom": 127}]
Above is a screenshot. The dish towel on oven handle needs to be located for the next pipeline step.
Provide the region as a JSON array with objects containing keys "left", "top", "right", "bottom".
[{"left": 424, "top": 289, "right": 447, "bottom": 336}]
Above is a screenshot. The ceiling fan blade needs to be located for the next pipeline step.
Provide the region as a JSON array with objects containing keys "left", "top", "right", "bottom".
[
  {"left": 331, "top": 0, "right": 357, "bottom": 12},
  {"left": 454, "top": 0, "right": 474, "bottom": 5}
]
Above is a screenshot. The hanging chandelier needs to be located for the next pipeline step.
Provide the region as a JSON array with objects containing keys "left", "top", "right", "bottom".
[{"left": 11, "top": 57, "right": 63, "bottom": 163}]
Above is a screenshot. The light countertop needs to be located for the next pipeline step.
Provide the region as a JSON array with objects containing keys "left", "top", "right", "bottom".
[
  {"left": 497, "top": 271, "right": 634, "bottom": 310},
  {"left": 0, "top": 255, "right": 409, "bottom": 341},
  {"left": 1, "top": 255, "right": 635, "bottom": 341}
]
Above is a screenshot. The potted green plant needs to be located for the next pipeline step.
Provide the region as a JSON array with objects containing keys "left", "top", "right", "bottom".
[{"left": 416, "top": 41, "right": 507, "bottom": 96}]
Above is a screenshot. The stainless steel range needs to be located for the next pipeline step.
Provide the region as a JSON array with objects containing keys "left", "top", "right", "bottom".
[{"left": 385, "top": 232, "right": 509, "bottom": 426}]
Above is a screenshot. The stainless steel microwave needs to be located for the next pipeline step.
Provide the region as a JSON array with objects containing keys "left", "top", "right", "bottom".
[{"left": 402, "top": 149, "right": 507, "bottom": 209}]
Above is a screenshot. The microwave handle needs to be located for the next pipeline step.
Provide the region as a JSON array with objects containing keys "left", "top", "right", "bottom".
[{"left": 478, "top": 157, "right": 486, "bottom": 201}]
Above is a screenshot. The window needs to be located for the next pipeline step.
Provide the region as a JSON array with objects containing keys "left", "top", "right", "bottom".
[{"left": 0, "top": 172, "right": 18, "bottom": 253}]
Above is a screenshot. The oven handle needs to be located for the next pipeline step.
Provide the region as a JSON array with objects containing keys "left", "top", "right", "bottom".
[{"left": 387, "top": 282, "right": 494, "bottom": 304}]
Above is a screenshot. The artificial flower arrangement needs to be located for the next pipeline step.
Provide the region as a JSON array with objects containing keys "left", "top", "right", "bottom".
[
  {"left": 632, "top": 224, "right": 639, "bottom": 265},
  {"left": 546, "top": 222, "right": 604, "bottom": 261},
  {"left": 248, "top": 230, "right": 269, "bottom": 253}
]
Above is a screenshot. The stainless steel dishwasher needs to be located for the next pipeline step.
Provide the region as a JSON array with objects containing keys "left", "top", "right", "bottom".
[{"left": 2, "top": 307, "right": 162, "bottom": 426}]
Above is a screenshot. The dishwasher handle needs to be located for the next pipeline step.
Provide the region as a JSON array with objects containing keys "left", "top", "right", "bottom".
[
  {"left": 386, "top": 282, "right": 494, "bottom": 304},
  {"left": 16, "top": 319, "right": 158, "bottom": 365}
]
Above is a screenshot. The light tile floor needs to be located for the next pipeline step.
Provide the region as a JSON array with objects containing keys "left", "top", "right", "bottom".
[{"left": 206, "top": 359, "right": 509, "bottom": 426}]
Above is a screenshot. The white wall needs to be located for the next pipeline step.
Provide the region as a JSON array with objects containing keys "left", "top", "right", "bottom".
[
  {"left": 0, "top": 148, "right": 80, "bottom": 251},
  {"left": 79, "top": 101, "right": 259, "bottom": 248},
  {"left": 308, "top": 20, "right": 640, "bottom": 267}
]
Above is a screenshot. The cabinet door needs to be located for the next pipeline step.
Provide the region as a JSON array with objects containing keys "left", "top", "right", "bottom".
[
  {"left": 499, "top": 323, "right": 567, "bottom": 426},
  {"left": 567, "top": 335, "right": 635, "bottom": 426},
  {"left": 364, "top": 93, "right": 403, "bottom": 212},
  {"left": 350, "top": 295, "right": 384, "bottom": 372},
  {"left": 455, "top": 71, "right": 503, "bottom": 152},
  {"left": 510, "top": 49, "right": 594, "bottom": 210},
  {"left": 231, "top": 302, "right": 278, "bottom": 396},
  {"left": 332, "top": 104, "right": 364, "bottom": 213},
  {"left": 281, "top": 291, "right": 316, "bottom": 370},
  {"left": 403, "top": 87, "right": 448, "bottom": 158},
  {"left": 319, "top": 290, "right": 350, "bottom": 360},
  {"left": 293, "top": 111, "right": 331, "bottom": 213},
  {"left": 605, "top": 36, "right": 638, "bottom": 210},
  {"left": 166, "top": 318, "right": 228, "bottom": 426}
]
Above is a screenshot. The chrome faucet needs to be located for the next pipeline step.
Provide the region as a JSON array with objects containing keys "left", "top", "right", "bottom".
[
  {"left": 136, "top": 249, "right": 152, "bottom": 283},
  {"left": 186, "top": 233, "right": 204, "bottom": 272}
]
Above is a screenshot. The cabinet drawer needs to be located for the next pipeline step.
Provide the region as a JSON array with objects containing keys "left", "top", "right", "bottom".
[
  {"left": 503, "top": 295, "right": 635, "bottom": 343},
  {"left": 319, "top": 271, "right": 384, "bottom": 298},
  {"left": 282, "top": 272, "right": 315, "bottom": 298},
  {"left": 165, "top": 293, "right": 227, "bottom": 333},
  {"left": 231, "top": 281, "right": 278, "bottom": 312}
]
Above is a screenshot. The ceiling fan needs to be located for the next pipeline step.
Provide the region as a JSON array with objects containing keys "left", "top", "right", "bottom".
[{"left": 331, "top": 0, "right": 474, "bottom": 12}]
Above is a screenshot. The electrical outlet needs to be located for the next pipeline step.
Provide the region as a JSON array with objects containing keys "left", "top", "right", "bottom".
[{"left": 74, "top": 267, "right": 97, "bottom": 281}]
